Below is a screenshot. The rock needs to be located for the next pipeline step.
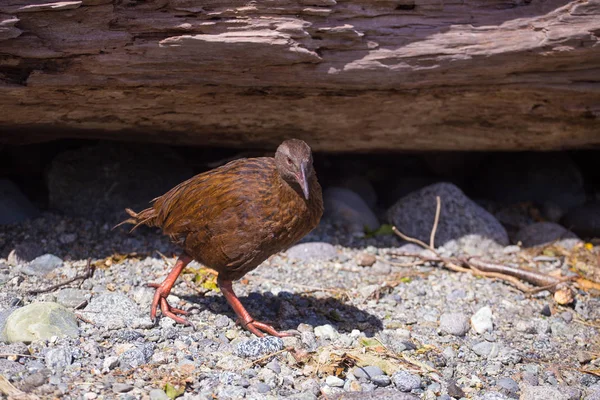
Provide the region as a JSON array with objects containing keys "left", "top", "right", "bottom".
[
  {"left": 392, "top": 370, "right": 421, "bottom": 392},
  {"left": 324, "top": 187, "right": 380, "bottom": 235},
  {"left": 21, "top": 254, "right": 63, "bottom": 276},
  {"left": 520, "top": 385, "right": 571, "bottom": 400},
  {"left": 255, "top": 382, "right": 271, "bottom": 393},
  {"left": 0, "top": 359, "right": 25, "bottom": 376},
  {"left": 541, "top": 304, "right": 552, "bottom": 317},
  {"left": 330, "top": 390, "right": 419, "bottom": 399},
  {"left": 562, "top": 202, "right": 600, "bottom": 238},
  {"left": 0, "top": 179, "right": 39, "bottom": 225},
  {"left": 356, "top": 253, "right": 377, "bottom": 267},
  {"left": 472, "top": 341, "right": 499, "bottom": 358},
  {"left": 439, "top": 312, "right": 470, "bottom": 336},
  {"left": 314, "top": 324, "right": 340, "bottom": 341},
  {"left": 478, "top": 392, "right": 510, "bottom": 400},
  {"left": 447, "top": 380, "right": 466, "bottom": 398},
  {"left": 47, "top": 143, "right": 192, "bottom": 220},
  {"left": 353, "top": 365, "right": 385, "bottom": 380},
  {"left": 7, "top": 241, "right": 44, "bottom": 266},
  {"left": 45, "top": 346, "right": 73, "bottom": 370},
  {"left": 82, "top": 293, "right": 147, "bottom": 330},
  {"left": 371, "top": 375, "right": 392, "bottom": 387},
  {"left": 339, "top": 175, "right": 378, "bottom": 209},
  {"left": 102, "top": 356, "right": 119, "bottom": 372},
  {"left": 471, "top": 306, "right": 494, "bottom": 334},
  {"left": 326, "top": 376, "right": 345, "bottom": 387},
  {"left": 118, "top": 343, "right": 154, "bottom": 370},
  {"left": 149, "top": 389, "right": 170, "bottom": 400},
  {"left": 472, "top": 153, "right": 585, "bottom": 211},
  {"left": 286, "top": 242, "right": 338, "bottom": 262},
  {"left": 0, "top": 307, "right": 17, "bottom": 342},
  {"left": 514, "top": 222, "right": 579, "bottom": 247},
  {"left": 55, "top": 289, "right": 88, "bottom": 309},
  {"left": 234, "top": 336, "right": 284, "bottom": 359},
  {"left": 497, "top": 377, "right": 519, "bottom": 395},
  {"left": 387, "top": 183, "right": 509, "bottom": 246},
  {"left": 4, "top": 302, "right": 78, "bottom": 343},
  {"left": 113, "top": 383, "right": 134, "bottom": 393},
  {"left": 586, "top": 384, "right": 600, "bottom": 400}
]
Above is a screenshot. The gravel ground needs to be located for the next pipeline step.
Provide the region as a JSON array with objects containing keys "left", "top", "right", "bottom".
[{"left": 1, "top": 212, "right": 599, "bottom": 400}]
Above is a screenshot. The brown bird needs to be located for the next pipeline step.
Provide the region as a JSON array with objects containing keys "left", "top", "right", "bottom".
[{"left": 118, "top": 139, "right": 323, "bottom": 336}]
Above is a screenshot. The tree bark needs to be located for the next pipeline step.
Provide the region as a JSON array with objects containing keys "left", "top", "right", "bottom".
[{"left": 0, "top": 0, "right": 599, "bottom": 151}]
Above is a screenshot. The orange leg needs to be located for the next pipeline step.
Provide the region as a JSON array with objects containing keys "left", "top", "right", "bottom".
[
  {"left": 148, "top": 254, "right": 193, "bottom": 326},
  {"left": 218, "top": 277, "right": 294, "bottom": 337}
]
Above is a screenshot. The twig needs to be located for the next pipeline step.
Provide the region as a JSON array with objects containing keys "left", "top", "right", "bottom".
[
  {"left": 26, "top": 258, "right": 95, "bottom": 295},
  {"left": 250, "top": 347, "right": 291, "bottom": 366},
  {"left": 430, "top": 196, "right": 441, "bottom": 249},
  {"left": 392, "top": 227, "right": 432, "bottom": 251}
]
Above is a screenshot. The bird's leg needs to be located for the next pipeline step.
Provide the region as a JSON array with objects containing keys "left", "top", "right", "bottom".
[
  {"left": 148, "top": 253, "right": 193, "bottom": 326},
  {"left": 218, "top": 277, "right": 294, "bottom": 337}
]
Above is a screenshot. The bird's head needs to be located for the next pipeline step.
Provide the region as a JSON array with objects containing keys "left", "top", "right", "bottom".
[{"left": 275, "top": 139, "right": 315, "bottom": 200}]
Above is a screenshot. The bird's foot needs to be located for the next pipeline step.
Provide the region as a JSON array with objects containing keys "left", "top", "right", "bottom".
[
  {"left": 238, "top": 318, "right": 296, "bottom": 338},
  {"left": 147, "top": 282, "right": 194, "bottom": 328}
]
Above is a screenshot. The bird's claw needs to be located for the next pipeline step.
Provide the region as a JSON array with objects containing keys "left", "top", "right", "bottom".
[
  {"left": 238, "top": 318, "right": 295, "bottom": 338},
  {"left": 148, "top": 282, "right": 194, "bottom": 328}
]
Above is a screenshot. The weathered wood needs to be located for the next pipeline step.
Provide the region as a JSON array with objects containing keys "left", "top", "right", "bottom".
[{"left": 0, "top": 0, "right": 599, "bottom": 151}]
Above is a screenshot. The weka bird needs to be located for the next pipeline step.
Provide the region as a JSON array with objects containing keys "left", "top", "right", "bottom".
[{"left": 118, "top": 139, "right": 323, "bottom": 337}]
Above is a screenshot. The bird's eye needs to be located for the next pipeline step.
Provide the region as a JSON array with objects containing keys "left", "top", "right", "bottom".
[{"left": 286, "top": 157, "right": 292, "bottom": 165}]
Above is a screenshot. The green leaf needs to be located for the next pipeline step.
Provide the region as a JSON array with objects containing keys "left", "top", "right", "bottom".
[
  {"left": 164, "top": 383, "right": 185, "bottom": 399},
  {"left": 365, "top": 224, "right": 394, "bottom": 238}
]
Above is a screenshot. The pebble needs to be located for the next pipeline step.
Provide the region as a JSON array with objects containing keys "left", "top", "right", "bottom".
[
  {"left": 118, "top": 344, "right": 154, "bottom": 370},
  {"left": 286, "top": 242, "right": 338, "bottom": 262},
  {"left": 82, "top": 293, "right": 147, "bottom": 330},
  {"left": 255, "top": 382, "right": 271, "bottom": 393},
  {"left": 520, "top": 384, "right": 571, "bottom": 400},
  {"left": 149, "top": 389, "right": 170, "bottom": 400},
  {"left": 497, "top": 377, "right": 519, "bottom": 394},
  {"left": 439, "top": 312, "right": 470, "bottom": 336},
  {"left": 541, "top": 304, "right": 552, "bottom": 317},
  {"left": 387, "top": 182, "right": 509, "bottom": 246},
  {"left": 371, "top": 375, "right": 392, "bottom": 387},
  {"left": 235, "top": 336, "right": 284, "bottom": 359},
  {"left": 45, "top": 346, "right": 73, "bottom": 370},
  {"left": 266, "top": 359, "right": 281, "bottom": 374},
  {"left": 324, "top": 187, "right": 380, "bottom": 235},
  {"left": 447, "top": 380, "right": 465, "bottom": 398},
  {"left": 102, "top": 356, "right": 119, "bottom": 372},
  {"left": 325, "top": 375, "right": 345, "bottom": 387},
  {"left": 353, "top": 365, "right": 385, "bottom": 380},
  {"left": 4, "top": 302, "right": 79, "bottom": 343},
  {"left": 392, "top": 371, "right": 421, "bottom": 392},
  {"left": 56, "top": 289, "right": 88, "bottom": 308},
  {"left": 314, "top": 324, "right": 340, "bottom": 341},
  {"left": 471, "top": 306, "right": 494, "bottom": 334},
  {"left": 472, "top": 341, "right": 499, "bottom": 358},
  {"left": 356, "top": 253, "right": 377, "bottom": 267},
  {"left": 514, "top": 222, "right": 578, "bottom": 247},
  {"left": 22, "top": 254, "right": 63, "bottom": 276},
  {"left": 112, "top": 383, "right": 134, "bottom": 393}
]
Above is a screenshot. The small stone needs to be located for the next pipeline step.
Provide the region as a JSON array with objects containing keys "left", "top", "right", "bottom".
[
  {"left": 392, "top": 370, "right": 421, "bottom": 392},
  {"left": 266, "top": 359, "right": 281, "bottom": 374},
  {"left": 56, "top": 289, "right": 88, "bottom": 308},
  {"left": 286, "top": 242, "right": 338, "bottom": 262},
  {"left": 472, "top": 341, "right": 499, "bottom": 358},
  {"left": 45, "top": 346, "right": 73, "bottom": 370},
  {"left": 439, "top": 312, "right": 470, "bottom": 336},
  {"left": 560, "top": 311, "right": 573, "bottom": 323},
  {"left": 577, "top": 351, "right": 593, "bottom": 364},
  {"left": 540, "top": 304, "right": 552, "bottom": 317},
  {"left": 149, "top": 389, "right": 170, "bottom": 400},
  {"left": 356, "top": 253, "right": 377, "bottom": 267},
  {"left": 82, "top": 293, "right": 147, "bottom": 330},
  {"left": 113, "top": 383, "right": 134, "bottom": 393},
  {"left": 314, "top": 324, "right": 339, "bottom": 341},
  {"left": 521, "top": 372, "right": 538, "bottom": 386},
  {"left": 326, "top": 375, "right": 345, "bottom": 387},
  {"left": 471, "top": 306, "right": 493, "bottom": 334},
  {"left": 255, "top": 382, "right": 271, "bottom": 393},
  {"left": 353, "top": 366, "right": 385, "bottom": 380},
  {"left": 118, "top": 344, "right": 154, "bottom": 370},
  {"left": 22, "top": 254, "right": 63, "bottom": 276},
  {"left": 235, "top": 336, "right": 284, "bottom": 359},
  {"left": 447, "top": 380, "right": 465, "bottom": 398},
  {"left": 497, "top": 377, "right": 519, "bottom": 394},
  {"left": 520, "top": 385, "right": 571, "bottom": 400},
  {"left": 102, "top": 356, "right": 119, "bottom": 372},
  {"left": 5, "top": 302, "right": 78, "bottom": 343},
  {"left": 83, "top": 393, "right": 97, "bottom": 399},
  {"left": 371, "top": 375, "right": 392, "bottom": 387}
]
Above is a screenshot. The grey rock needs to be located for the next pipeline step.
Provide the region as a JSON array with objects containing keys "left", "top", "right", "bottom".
[
  {"left": 439, "top": 312, "right": 470, "bottom": 336},
  {"left": 371, "top": 375, "right": 392, "bottom": 387},
  {"left": 586, "top": 384, "right": 600, "bottom": 400},
  {"left": 45, "top": 346, "right": 73, "bottom": 370},
  {"left": 521, "top": 372, "right": 539, "bottom": 386},
  {"left": 82, "top": 293, "right": 147, "bottom": 330},
  {"left": 520, "top": 385, "right": 571, "bottom": 400},
  {"left": 0, "top": 359, "right": 25, "bottom": 376},
  {"left": 471, "top": 306, "right": 494, "bottom": 334},
  {"left": 255, "top": 382, "right": 271, "bottom": 393},
  {"left": 149, "top": 389, "right": 170, "bottom": 400},
  {"left": 562, "top": 202, "right": 600, "bottom": 238},
  {"left": 234, "top": 336, "right": 284, "bottom": 359},
  {"left": 47, "top": 143, "right": 192, "bottom": 219},
  {"left": 497, "top": 377, "right": 519, "bottom": 394},
  {"left": 472, "top": 153, "right": 585, "bottom": 211},
  {"left": 447, "top": 380, "right": 465, "bottom": 398},
  {"left": 392, "top": 370, "right": 421, "bottom": 392},
  {"left": 102, "top": 356, "right": 119, "bottom": 372},
  {"left": 286, "top": 242, "right": 337, "bottom": 262},
  {"left": 314, "top": 324, "right": 340, "bottom": 341},
  {"left": 118, "top": 343, "right": 154, "bottom": 370},
  {"left": 339, "top": 175, "right": 378, "bottom": 209},
  {"left": 478, "top": 392, "right": 509, "bottom": 400},
  {"left": 387, "top": 183, "right": 508, "bottom": 246},
  {"left": 326, "top": 375, "right": 345, "bottom": 387},
  {"left": 324, "top": 187, "right": 380, "bottom": 234},
  {"left": 0, "top": 307, "right": 18, "bottom": 342},
  {"left": 266, "top": 359, "right": 281, "bottom": 374},
  {"left": 113, "top": 383, "right": 134, "bottom": 393},
  {"left": 330, "top": 389, "right": 419, "bottom": 399},
  {"left": 353, "top": 365, "right": 385, "bottom": 380},
  {"left": 56, "top": 289, "right": 88, "bottom": 308},
  {"left": 514, "top": 222, "right": 578, "bottom": 247},
  {"left": 0, "top": 179, "right": 39, "bottom": 225},
  {"left": 472, "top": 341, "right": 499, "bottom": 358},
  {"left": 22, "top": 254, "right": 63, "bottom": 276},
  {"left": 5, "top": 302, "right": 78, "bottom": 343}
]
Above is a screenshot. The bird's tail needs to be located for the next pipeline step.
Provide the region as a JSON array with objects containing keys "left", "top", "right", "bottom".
[{"left": 113, "top": 207, "right": 157, "bottom": 232}]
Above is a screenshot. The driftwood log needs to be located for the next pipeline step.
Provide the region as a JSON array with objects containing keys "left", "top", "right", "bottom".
[{"left": 0, "top": 0, "right": 599, "bottom": 151}]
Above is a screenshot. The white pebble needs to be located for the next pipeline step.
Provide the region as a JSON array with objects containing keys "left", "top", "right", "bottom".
[
  {"left": 471, "top": 306, "right": 494, "bottom": 334},
  {"left": 326, "top": 375, "right": 345, "bottom": 387}
]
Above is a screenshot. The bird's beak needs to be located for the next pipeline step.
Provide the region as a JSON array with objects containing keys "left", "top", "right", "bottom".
[{"left": 299, "top": 161, "right": 310, "bottom": 200}]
